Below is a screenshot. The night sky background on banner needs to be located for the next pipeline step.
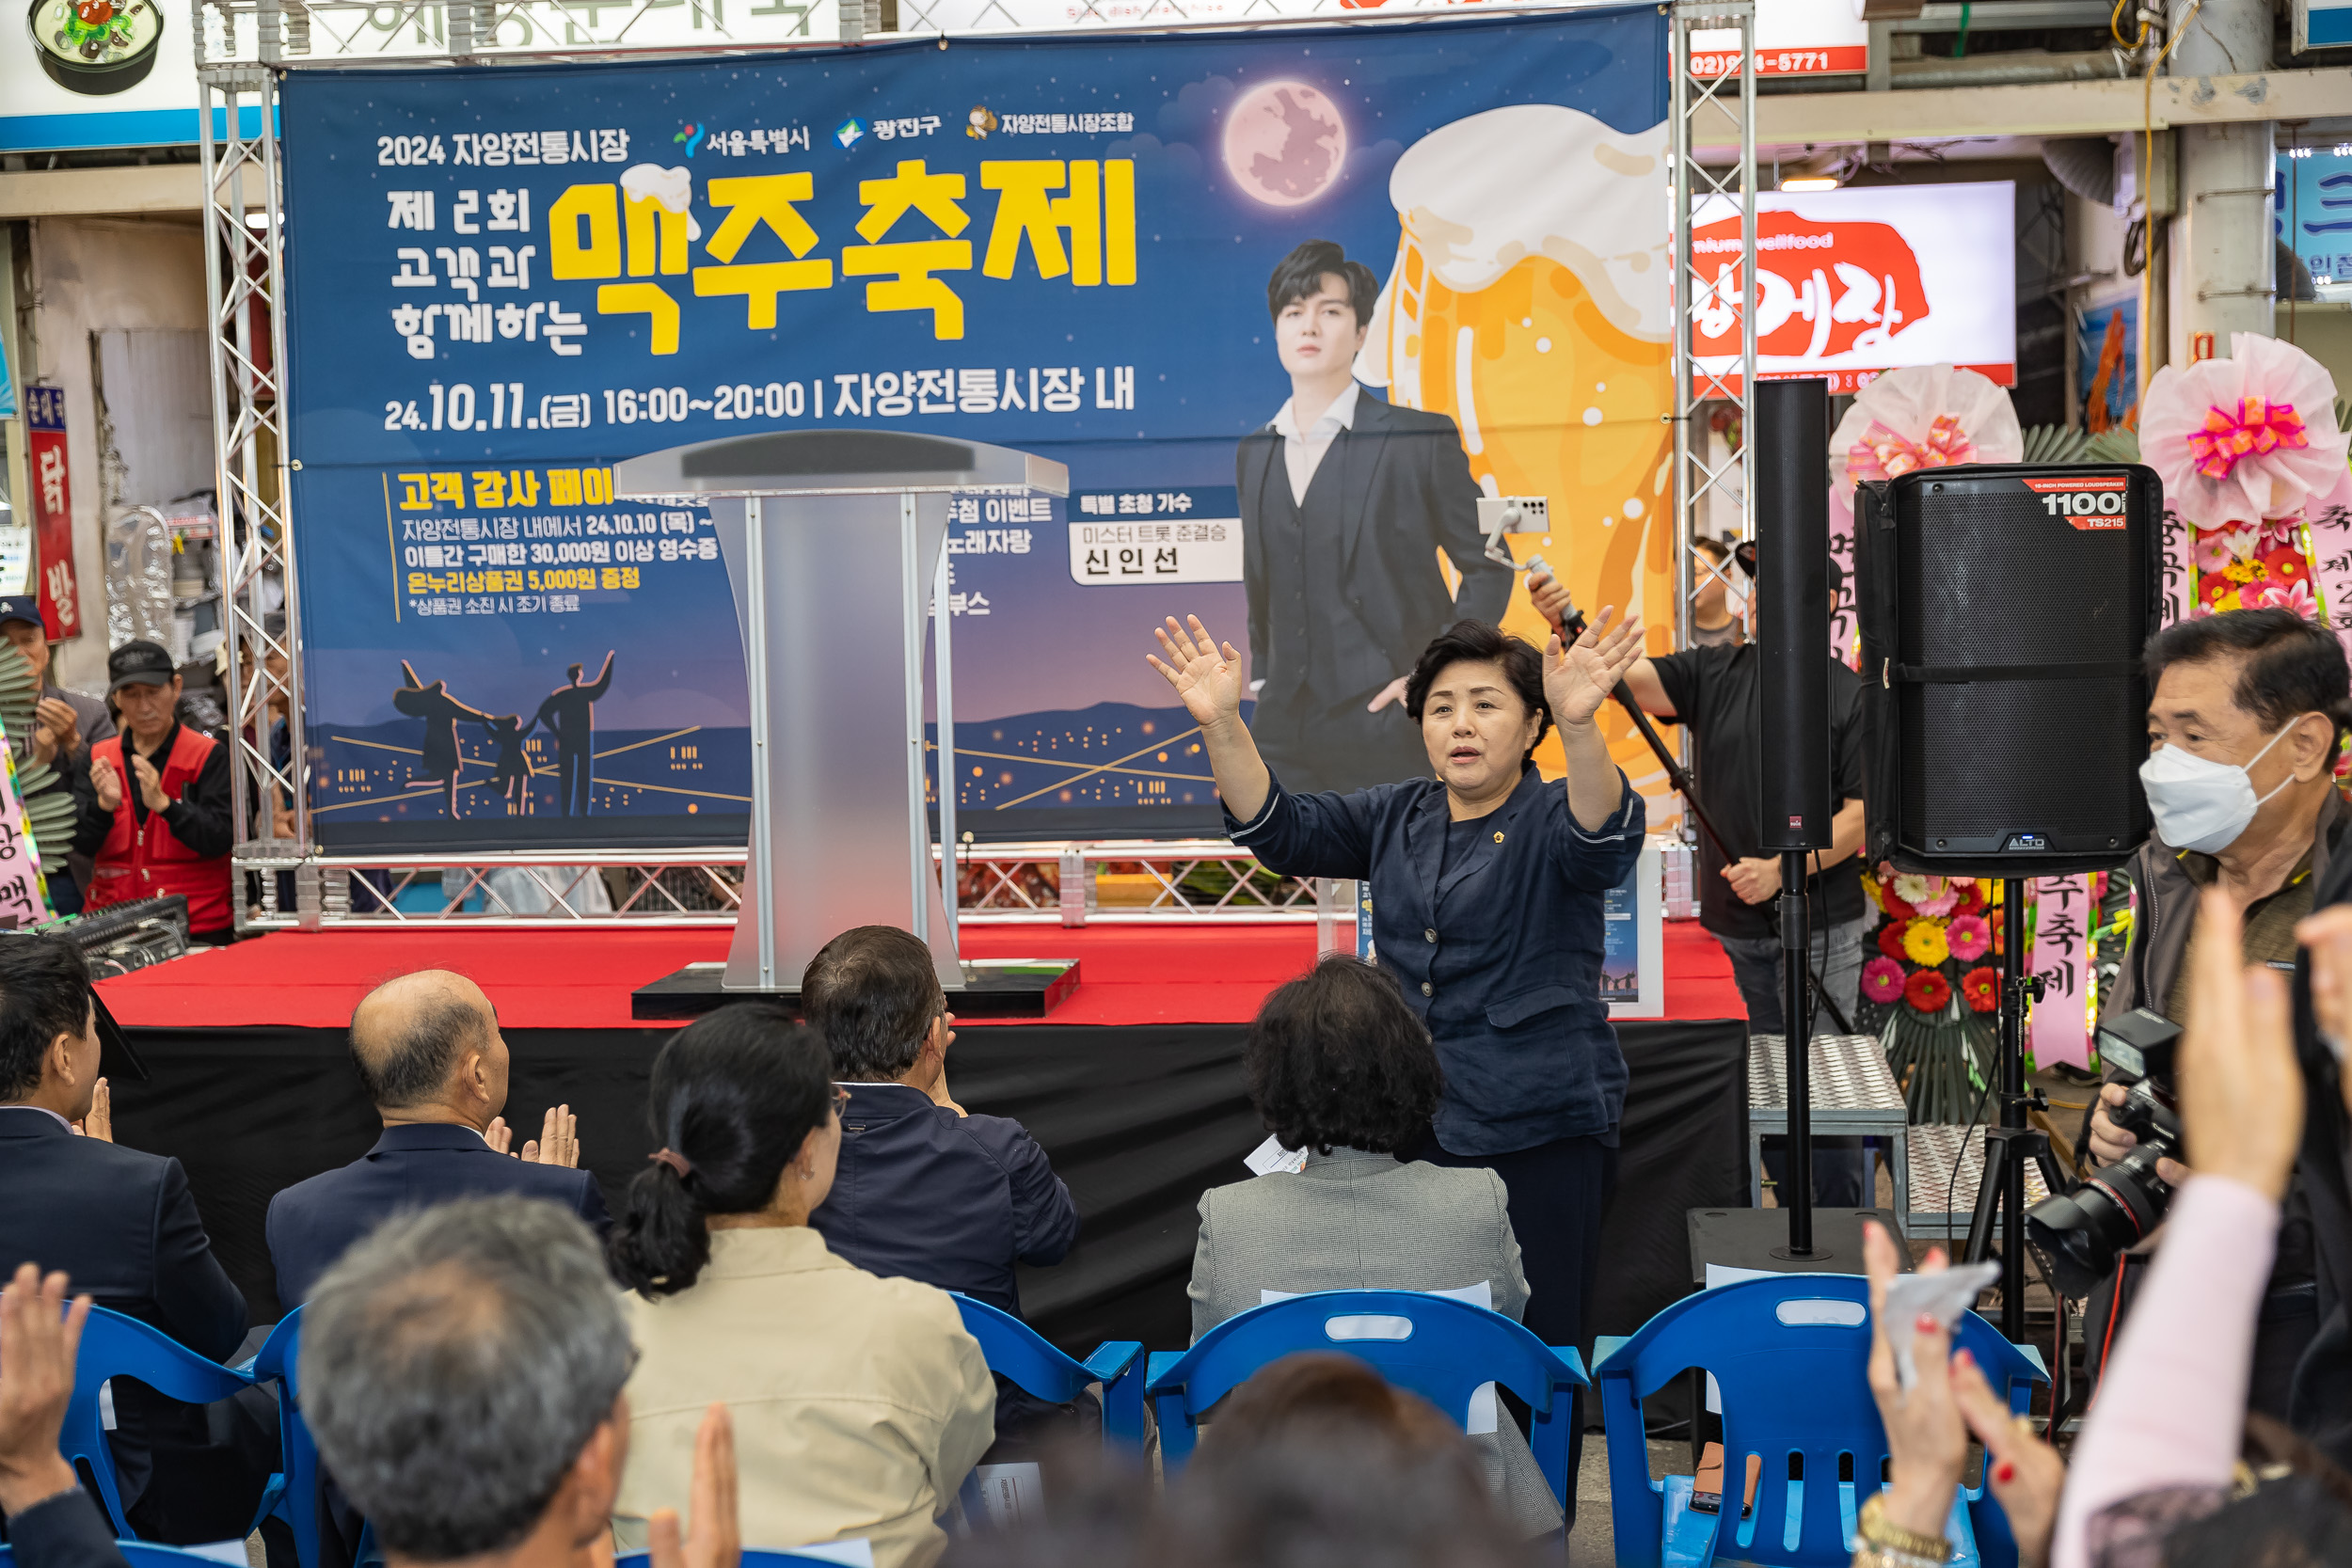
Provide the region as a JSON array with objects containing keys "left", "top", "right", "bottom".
[{"left": 280, "top": 10, "right": 1668, "bottom": 849}]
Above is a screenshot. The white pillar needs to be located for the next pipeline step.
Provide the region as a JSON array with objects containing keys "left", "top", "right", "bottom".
[{"left": 2168, "top": 0, "right": 2274, "bottom": 363}]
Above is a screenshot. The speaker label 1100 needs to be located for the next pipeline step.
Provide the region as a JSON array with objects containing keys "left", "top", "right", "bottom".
[{"left": 2019, "top": 475, "right": 2132, "bottom": 530}]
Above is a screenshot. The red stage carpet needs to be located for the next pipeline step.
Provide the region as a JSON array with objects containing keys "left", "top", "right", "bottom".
[{"left": 96, "top": 919, "right": 1745, "bottom": 1029}]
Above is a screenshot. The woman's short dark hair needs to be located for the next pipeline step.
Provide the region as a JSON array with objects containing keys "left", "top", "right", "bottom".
[
  {"left": 2144, "top": 607, "right": 2352, "bottom": 763},
  {"left": 1266, "top": 240, "right": 1378, "bottom": 329},
  {"left": 1402, "top": 620, "right": 1551, "bottom": 768},
  {"left": 607, "top": 1006, "right": 833, "bottom": 1298},
  {"left": 1246, "top": 957, "right": 1442, "bottom": 1156}
]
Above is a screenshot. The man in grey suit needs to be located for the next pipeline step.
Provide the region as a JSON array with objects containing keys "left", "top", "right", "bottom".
[
  {"left": 1239, "top": 240, "right": 1513, "bottom": 796},
  {"left": 1187, "top": 957, "right": 1562, "bottom": 1539}
]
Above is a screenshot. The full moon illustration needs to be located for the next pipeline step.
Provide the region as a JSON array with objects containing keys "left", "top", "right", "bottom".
[{"left": 1222, "top": 81, "right": 1348, "bottom": 207}]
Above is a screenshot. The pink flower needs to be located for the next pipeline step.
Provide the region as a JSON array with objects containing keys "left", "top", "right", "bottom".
[
  {"left": 2190, "top": 527, "right": 2261, "bottom": 572},
  {"left": 1947, "top": 913, "right": 1992, "bottom": 962},
  {"left": 1913, "top": 878, "right": 1962, "bottom": 918},
  {"left": 2143, "top": 335, "right": 2351, "bottom": 530},
  {"left": 1862, "top": 957, "right": 1907, "bottom": 1005},
  {"left": 2254, "top": 578, "right": 2317, "bottom": 619}
]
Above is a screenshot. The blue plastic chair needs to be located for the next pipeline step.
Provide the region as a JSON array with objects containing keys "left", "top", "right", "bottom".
[
  {"left": 947, "top": 1294, "right": 1147, "bottom": 1447},
  {"left": 242, "top": 1309, "right": 326, "bottom": 1568},
  {"left": 1593, "top": 1275, "right": 2050, "bottom": 1568},
  {"left": 1142, "top": 1290, "right": 1589, "bottom": 1506},
  {"left": 0, "top": 1544, "right": 255, "bottom": 1568},
  {"left": 614, "top": 1550, "right": 863, "bottom": 1567},
  {"left": 65, "top": 1306, "right": 281, "bottom": 1543}
]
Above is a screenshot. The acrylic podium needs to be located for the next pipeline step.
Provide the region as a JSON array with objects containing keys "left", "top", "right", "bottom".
[{"left": 615, "top": 430, "right": 1078, "bottom": 1019}]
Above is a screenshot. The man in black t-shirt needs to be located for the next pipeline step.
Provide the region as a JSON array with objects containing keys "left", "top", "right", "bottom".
[{"left": 1534, "top": 567, "right": 1870, "bottom": 1203}]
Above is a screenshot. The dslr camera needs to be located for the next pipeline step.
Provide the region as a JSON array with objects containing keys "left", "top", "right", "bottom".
[{"left": 2026, "top": 1006, "right": 2183, "bottom": 1296}]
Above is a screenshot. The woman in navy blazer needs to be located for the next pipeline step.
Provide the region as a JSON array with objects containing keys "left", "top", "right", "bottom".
[{"left": 1148, "top": 609, "right": 1646, "bottom": 1360}]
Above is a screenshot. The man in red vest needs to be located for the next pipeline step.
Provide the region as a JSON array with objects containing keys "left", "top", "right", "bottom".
[{"left": 72, "top": 641, "right": 233, "bottom": 941}]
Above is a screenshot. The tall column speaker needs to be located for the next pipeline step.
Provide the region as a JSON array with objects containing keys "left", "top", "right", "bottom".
[
  {"left": 1756, "top": 378, "right": 1834, "bottom": 852},
  {"left": 1853, "top": 464, "right": 2164, "bottom": 877}
]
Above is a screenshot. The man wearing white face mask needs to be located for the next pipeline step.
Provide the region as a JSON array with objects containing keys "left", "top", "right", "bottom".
[{"left": 2087, "top": 608, "right": 2350, "bottom": 1416}]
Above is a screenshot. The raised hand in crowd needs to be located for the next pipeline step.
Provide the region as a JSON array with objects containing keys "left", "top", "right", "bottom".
[
  {"left": 1527, "top": 568, "right": 1573, "bottom": 634},
  {"left": 589, "top": 1402, "right": 739, "bottom": 1568},
  {"left": 29, "top": 696, "right": 81, "bottom": 770},
  {"left": 1859, "top": 1221, "right": 2064, "bottom": 1568},
  {"left": 0, "top": 1262, "right": 94, "bottom": 1518},
  {"left": 90, "top": 757, "right": 121, "bottom": 814},
  {"left": 485, "top": 1105, "right": 580, "bottom": 1165},
  {"left": 523, "top": 1103, "right": 580, "bottom": 1166},
  {"left": 71, "top": 1076, "right": 110, "bottom": 1142}
]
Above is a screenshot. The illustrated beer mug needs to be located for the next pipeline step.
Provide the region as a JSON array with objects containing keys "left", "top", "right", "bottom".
[{"left": 1357, "top": 103, "right": 1678, "bottom": 789}]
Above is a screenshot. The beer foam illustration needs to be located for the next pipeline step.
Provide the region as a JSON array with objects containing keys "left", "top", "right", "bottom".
[
  {"left": 1372, "top": 104, "right": 1668, "bottom": 355},
  {"left": 621, "top": 163, "right": 703, "bottom": 241}
]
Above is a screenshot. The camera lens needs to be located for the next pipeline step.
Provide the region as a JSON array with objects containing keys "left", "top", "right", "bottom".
[{"left": 2026, "top": 1146, "right": 2172, "bottom": 1297}]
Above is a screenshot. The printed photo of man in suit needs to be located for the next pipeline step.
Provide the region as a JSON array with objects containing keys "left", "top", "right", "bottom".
[{"left": 1239, "top": 239, "right": 1512, "bottom": 795}]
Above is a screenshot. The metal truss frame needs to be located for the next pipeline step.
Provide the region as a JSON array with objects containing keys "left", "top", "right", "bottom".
[
  {"left": 1668, "top": 0, "right": 1758, "bottom": 644},
  {"left": 228, "top": 841, "right": 1314, "bottom": 927},
  {"left": 198, "top": 0, "right": 1753, "bottom": 929}
]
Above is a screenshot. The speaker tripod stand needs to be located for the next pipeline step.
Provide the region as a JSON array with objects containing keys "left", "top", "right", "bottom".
[{"left": 1960, "top": 876, "right": 2074, "bottom": 1338}]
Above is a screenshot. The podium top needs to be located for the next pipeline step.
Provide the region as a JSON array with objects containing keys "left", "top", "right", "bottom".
[{"left": 613, "top": 430, "right": 1070, "bottom": 499}]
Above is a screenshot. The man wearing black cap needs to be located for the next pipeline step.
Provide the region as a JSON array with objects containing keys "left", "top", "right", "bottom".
[
  {"left": 0, "top": 598, "right": 113, "bottom": 913},
  {"left": 72, "top": 641, "right": 232, "bottom": 940}
]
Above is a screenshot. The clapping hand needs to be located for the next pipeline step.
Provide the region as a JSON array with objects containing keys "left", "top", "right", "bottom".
[
  {"left": 1147, "top": 616, "right": 1247, "bottom": 733},
  {"left": 648, "top": 1402, "right": 739, "bottom": 1568},
  {"left": 130, "top": 753, "right": 170, "bottom": 815},
  {"left": 0, "top": 1263, "right": 93, "bottom": 1517},
  {"left": 1862, "top": 1222, "right": 2064, "bottom": 1567},
  {"left": 522, "top": 1104, "right": 579, "bottom": 1166},
  {"left": 1542, "top": 606, "right": 1643, "bottom": 728},
  {"left": 72, "top": 1078, "right": 110, "bottom": 1142},
  {"left": 91, "top": 758, "right": 123, "bottom": 814}
]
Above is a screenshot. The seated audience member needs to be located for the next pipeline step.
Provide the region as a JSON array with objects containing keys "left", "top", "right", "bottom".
[
  {"left": 267, "top": 969, "right": 606, "bottom": 1307},
  {"left": 0, "top": 934, "right": 256, "bottom": 1543},
  {"left": 942, "top": 1354, "right": 1530, "bottom": 1568},
  {"left": 607, "top": 1007, "right": 995, "bottom": 1568},
  {"left": 1187, "top": 955, "right": 1559, "bottom": 1537},
  {"left": 296, "top": 1196, "right": 741, "bottom": 1568},
  {"left": 800, "top": 924, "right": 1077, "bottom": 1313}
]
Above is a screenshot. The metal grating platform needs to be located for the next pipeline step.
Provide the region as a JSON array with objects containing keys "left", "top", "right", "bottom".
[
  {"left": 1906, "top": 1123, "right": 2055, "bottom": 1242},
  {"left": 1749, "top": 1033, "right": 1912, "bottom": 1216}
]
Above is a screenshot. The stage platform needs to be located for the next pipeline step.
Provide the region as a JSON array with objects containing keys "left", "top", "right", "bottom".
[{"left": 95, "top": 921, "right": 1752, "bottom": 1356}]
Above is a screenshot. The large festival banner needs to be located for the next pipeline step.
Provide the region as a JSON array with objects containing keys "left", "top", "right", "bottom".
[{"left": 280, "top": 11, "right": 1672, "bottom": 850}]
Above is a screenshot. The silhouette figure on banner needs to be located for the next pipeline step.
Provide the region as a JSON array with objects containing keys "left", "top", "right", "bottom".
[
  {"left": 535, "top": 652, "right": 615, "bottom": 816},
  {"left": 481, "top": 713, "right": 538, "bottom": 811},
  {"left": 393, "top": 661, "right": 492, "bottom": 817}
]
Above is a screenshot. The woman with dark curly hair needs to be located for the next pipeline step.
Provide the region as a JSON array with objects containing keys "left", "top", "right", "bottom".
[{"left": 1184, "top": 955, "right": 1557, "bottom": 1538}]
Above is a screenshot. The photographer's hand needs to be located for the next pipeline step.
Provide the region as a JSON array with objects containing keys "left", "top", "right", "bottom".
[{"left": 2181, "top": 890, "right": 2302, "bottom": 1202}]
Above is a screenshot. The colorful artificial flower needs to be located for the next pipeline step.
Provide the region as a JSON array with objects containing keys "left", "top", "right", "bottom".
[
  {"left": 2263, "top": 546, "right": 2310, "bottom": 585},
  {"left": 1877, "top": 922, "right": 1911, "bottom": 962},
  {"left": 2193, "top": 528, "right": 2260, "bottom": 572},
  {"left": 1863, "top": 957, "right": 1908, "bottom": 1005},
  {"left": 2223, "top": 561, "right": 2263, "bottom": 585},
  {"left": 1989, "top": 907, "right": 2006, "bottom": 956},
  {"left": 1901, "top": 919, "right": 1951, "bottom": 968},
  {"left": 1961, "top": 966, "right": 1999, "bottom": 1013},
  {"left": 1947, "top": 913, "right": 1992, "bottom": 962},
  {"left": 2143, "top": 334, "right": 2352, "bottom": 530},
  {"left": 1892, "top": 872, "right": 1936, "bottom": 908},
  {"left": 1951, "top": 879, "right": 1987, "bottom": 917},
  {"left": 1905, "top": 968, "right": 1953, "bottom": 1012},
  {"left": 1878, "top": 882, "right": 1917, "bottom": 921},
  {"left": 2200, "top": 578, "right": 2242, "bottom": 611},
  {"left": 2255, "top": 578, "right": 2318, "bottom": 619},
  {"left": 1914, "top": 879, "right": 1962, "bottom": 918}
]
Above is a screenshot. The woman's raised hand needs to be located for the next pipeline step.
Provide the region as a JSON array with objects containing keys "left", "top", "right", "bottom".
[
  {"left": 1148, "top": 615, "right": 1247, "bottom": 731},
  {"left": 1544, "top": 605, "right": 1644, "bottom": 728}
]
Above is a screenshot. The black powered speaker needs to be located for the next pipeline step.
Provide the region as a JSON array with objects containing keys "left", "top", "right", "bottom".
[
  {"left": 1855, "top": 463, "right": 2163, "bottom": 878},
  {"left": 1756, "top": 378, "right": 1834, "bottom": 852}
]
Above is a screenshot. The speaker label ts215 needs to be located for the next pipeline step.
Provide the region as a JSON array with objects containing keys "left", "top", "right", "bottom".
[{"left": 2020, "top": 475, "right": 2131, "bottom": 530}]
